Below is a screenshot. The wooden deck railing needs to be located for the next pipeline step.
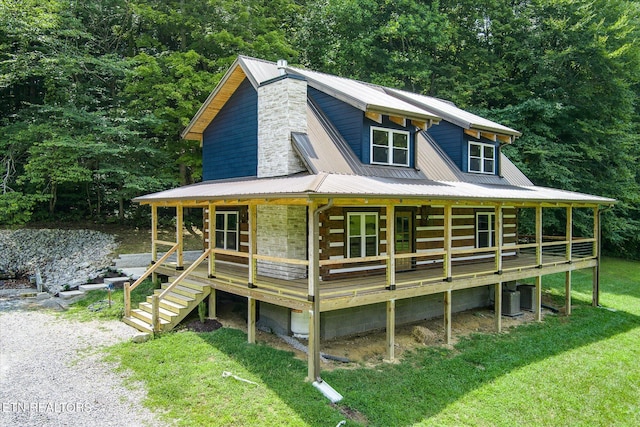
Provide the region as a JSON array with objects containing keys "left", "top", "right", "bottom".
[{"left": 124, "top": 243, "right": 179, "bottom": 317}]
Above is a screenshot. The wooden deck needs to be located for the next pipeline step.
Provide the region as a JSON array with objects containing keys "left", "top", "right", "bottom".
[{"left": 155, "top": 251, "right": 597, "bottom": 312}]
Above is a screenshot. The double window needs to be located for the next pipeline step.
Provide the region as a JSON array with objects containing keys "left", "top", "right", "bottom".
[
  {"left": 469, "top": 141, "right": 495, "bottom": 174},
  {"left": 371, "top": 127, "right": 410, "bottom": 166},
  {"left": 215, "top": 211, "right": 238, "bottom": 250},
  {"left": 347, "top": 212, "right": 378, "bottom": 258}
]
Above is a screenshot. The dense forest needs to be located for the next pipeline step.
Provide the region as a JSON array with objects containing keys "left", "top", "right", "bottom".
[{"left": 1, "top": 0, "right": 638, "bottom": 258}]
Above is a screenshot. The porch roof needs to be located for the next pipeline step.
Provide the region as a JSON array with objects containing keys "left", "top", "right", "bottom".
[{"left": 133, "top": 172, "right": 615, "bottom": 206}]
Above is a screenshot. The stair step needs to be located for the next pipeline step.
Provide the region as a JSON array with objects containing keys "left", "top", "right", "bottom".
[
  {"left": 139, "top": 302, "right": 180, "bottom": 320},
  {"left": 123, "top": 316, "right": 153, "bottom": 333},
  {"left": 164, "top": 278, "right": 209, "bottom": 292},
  {"left": 164, "top": 292, "right": 196, "bottom": 305},
  {"left": 163, "top": 284, "right": 203, "bottom": 298},
  {"left": 131, "top": 308, "right": 170, "bottom": 326},
  {"left": 146, "top": 295, "right": 189, "bottom": 311}
]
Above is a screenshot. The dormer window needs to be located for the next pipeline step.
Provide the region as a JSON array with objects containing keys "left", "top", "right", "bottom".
[
  {"left": 468, "top": 141, "right": 495, "bottom": 174},
  {"left": 371, "top": 127, "right": 410, "bottom": 166}
]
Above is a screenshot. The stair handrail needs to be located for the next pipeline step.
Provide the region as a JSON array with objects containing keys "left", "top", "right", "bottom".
[
  {"left": 151, "top": 249, "right": 211, "bottom": 332},
  {"left": 124, "top": 243, "right": 179, "bottom": 318}
]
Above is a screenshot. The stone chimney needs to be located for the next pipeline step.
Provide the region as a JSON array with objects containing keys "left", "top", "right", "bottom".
[{"left": 257, "top": 70, "right": 307, "bottom": 178}]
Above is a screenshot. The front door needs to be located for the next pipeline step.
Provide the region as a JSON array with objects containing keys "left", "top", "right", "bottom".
[{"left": 395, "top": 211, "right": 414, "bottom": 271}]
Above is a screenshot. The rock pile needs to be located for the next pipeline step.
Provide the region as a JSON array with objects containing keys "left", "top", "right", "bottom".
[{"left": 0, "top": 229, "right": 116, "bottom": 295}]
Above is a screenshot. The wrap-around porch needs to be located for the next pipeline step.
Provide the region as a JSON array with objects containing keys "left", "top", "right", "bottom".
[{"left": 124, "top": 198, "right": 602, "bottom": 381}]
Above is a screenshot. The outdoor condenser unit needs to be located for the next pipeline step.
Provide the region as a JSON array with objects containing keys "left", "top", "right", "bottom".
[
  {"left": 518, "top": 284, "right": 537, "bottom": 311},
  {"left": 502, "top": 290, "right": 523, "bottom": 317}
]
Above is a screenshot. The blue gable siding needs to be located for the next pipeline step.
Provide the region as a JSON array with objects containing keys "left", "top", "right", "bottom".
[
  {"left": 308, "top": 87, "right": 363, "bottom": 158},
  {"left": 427, "top": 120, "right": 464, "bottom": 170},
  {"left": 202, "top": 78, "right": 257, "bottom": 180}
]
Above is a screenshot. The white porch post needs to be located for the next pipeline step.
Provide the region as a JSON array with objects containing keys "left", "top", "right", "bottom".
[
  {"left": 592, "top": 206, "right": 600, "bottom": 307},
  {"left": 151, "top": 204, "right": 158, "bottom": 283},
  {"left": 444, "top": 204, "right": 452, "bottom": 281},
  {"left": 495, "top": 204, "right": 503, "bottom": 274},
  {"left": 536, "top": 205, "right": 543, "bottom": 267}
]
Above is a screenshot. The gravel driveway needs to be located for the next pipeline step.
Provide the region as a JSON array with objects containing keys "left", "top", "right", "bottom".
[{"left": 0, "top": 304, "right": 164, "bottom": 426}]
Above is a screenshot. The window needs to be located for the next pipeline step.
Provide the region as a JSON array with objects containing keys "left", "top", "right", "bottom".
[
  {"left": 347, "top": 212, "right": 378, "bottom": 258},
  {"left": 476, "top": 212, "right": 495, "bottom": 248},
  {"left": 468, "top": 141, "right": 495, "bottom": 174},
  {"left": 215, "top": 211, "right": 239, "bottom": 250},
  {"left": 371, "top": 127, "right": 410, "bottom": 166}
]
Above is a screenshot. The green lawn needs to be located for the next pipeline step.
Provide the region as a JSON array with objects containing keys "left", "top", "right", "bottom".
[{"left": 105, "top": 258, "right": 640, "bottom": 426}]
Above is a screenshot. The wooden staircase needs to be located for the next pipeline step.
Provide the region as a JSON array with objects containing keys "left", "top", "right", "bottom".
[{"left": 123, "top": 278, "right": 211, "bottom": 333}]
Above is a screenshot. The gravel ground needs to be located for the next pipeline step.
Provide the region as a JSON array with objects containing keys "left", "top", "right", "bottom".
[{"left": 0, "top": 307, "right": 165, "bottom": 427}]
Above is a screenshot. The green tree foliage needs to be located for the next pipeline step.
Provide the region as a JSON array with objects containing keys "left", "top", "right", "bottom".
[{"left": 0, "top": 0, "right": 638, "bottom": 258}]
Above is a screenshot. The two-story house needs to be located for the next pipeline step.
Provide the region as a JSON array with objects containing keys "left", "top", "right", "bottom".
[{"left": 123, "top": 56, "right": 614, "bottom": 381}]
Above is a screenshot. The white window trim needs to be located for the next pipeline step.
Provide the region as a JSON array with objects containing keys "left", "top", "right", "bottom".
[
  {"left": 347, "top": 212, "right": 379, "bottom": 258},
  {"left": 370, "top": 126, "right": 410, "bottom": 167},
  {"left": 476, "top": 212, "right": 495, "bottom": 248},
  {"left": 468, "top": 140, "right": 496, "bottom": 174},
  {"left": 215, "top": 211, "right": 239, "bottom": 251}
]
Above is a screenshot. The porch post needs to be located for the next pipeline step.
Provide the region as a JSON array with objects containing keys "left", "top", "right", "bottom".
[
  {"left": 444, "top": 204, "right": 452, "bottom": 281},
  {"left": 444, "top": 290, "right": 452, "bottom": 344},
  {"left": 208, "top": 204, "right": 216, "bottom": 278},
  {"left": 386, "top": 299, "right": 396, "bottom": 361},
  {"left": 247, "top": 297, "right": 256, "bottom": 344},
  {"left": 495, "top": 204, "right": 503, "bottom": 274},
  {"left": 565, "top": 206, "right": 573, "bottom": 315},
  {"left": 176, "top": 204, "right": 184, "bottom": 270},
  {"left": 248, "top": 204, "right": 257, "bottom": 287},
  {"left": 386, "top": 204, "right": 396, "bottom": 290},
  {"left": 592, "top": 206, "right": 600, "bottom": 307},
  {"left": 536, "top": 205, "right": 543, "bottom": 267},
  {"left": 307, "top": 202, "right": 321, "bottom": 381},
  {"left": 151, "top": 204, "right": 158, "bottom": 283},
  {"left": 535, "top": 275, "right": 543, "bottom": 322},
  {"left": 495, "top": 282, "right": 502, "bottom": 332}
]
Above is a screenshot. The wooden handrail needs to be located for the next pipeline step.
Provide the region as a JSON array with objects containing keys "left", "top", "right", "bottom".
[
  {"left": 124, "top": 243, "right": 179, "bottom": 318},
  {"left": 157, "top": 249, "right": 211, "bottom": 301}
]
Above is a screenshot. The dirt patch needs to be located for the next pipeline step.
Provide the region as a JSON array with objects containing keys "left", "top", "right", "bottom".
[{"left": 209, "top": 302, "right": 551, "bottom": 369}]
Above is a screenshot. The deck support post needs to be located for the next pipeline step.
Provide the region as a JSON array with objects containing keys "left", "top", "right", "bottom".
[
  {"left": 151, "top": 204, "right": 158, "bottom": 283},
  {"left": 386, "top": 204, "right": 396, "bottom": 289},
  {"left": 248, "top": 204, "right": 257, "bottom": 286},
  {"left": 208, "top": 204, "right": 216, "bottom": 277},
  {"left": 495, "top": 282, "right": 502, "bottom": 332},
  {"left": 208, "top": 289, "right": 216, "bottom": 319},
  {"left": 247, "top": 297, "right": 256, "bottom": 344},
  {"left": 565, "top": 271, "right": 572, "bottom": 316},
  {"left": 535, "top": 275, "right": 543, "bottom": 322},
  {"left": 592, "top": 206, "right": 600, "bottom": 307},
  {"left": 176, "top": 204, "right": 184, "bottom": 270},
  {"left": 565, "top": 206, "right": 572, "bottom": 315},
  {"left": 444, "top": 204, "right": 452, "bottom": 280},
  {"left": 386, "top": 299, "right": 396, "bottom": 362},
  {"left": 444, "top": 290, "right": 452, "bottom": 345}
]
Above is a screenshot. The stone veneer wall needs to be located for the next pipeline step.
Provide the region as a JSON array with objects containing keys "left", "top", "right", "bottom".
[
  {"left": 257, "top": 205, "right": 307, "bottom": 280},
  {"left": 257, "top": 76, "right": 307, "bottom": 178}
]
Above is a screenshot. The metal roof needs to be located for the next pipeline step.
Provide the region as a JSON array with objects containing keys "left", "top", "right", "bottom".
[
  {"left": 386, "top": 88, "right": 521, "bottom": 137},
  {"left": 134, "top": 172, "right": 614, "bottom": 205}
]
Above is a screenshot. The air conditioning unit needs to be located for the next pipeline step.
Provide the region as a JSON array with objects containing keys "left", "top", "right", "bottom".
[
  {"left": 518, "top": 284, "right": 537, "bottom": 312},
  {"left": 502, "top": 290, "right": 522, "bottom": 317}
]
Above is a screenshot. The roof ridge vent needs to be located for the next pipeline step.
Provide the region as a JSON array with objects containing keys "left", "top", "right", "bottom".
[{"left": 277, "top": 59, "right": 288, "bottom": 75}]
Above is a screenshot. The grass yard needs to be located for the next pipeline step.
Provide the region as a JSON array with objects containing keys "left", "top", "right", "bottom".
[{"left": 104, "top": 258, "right": 640, "bottom": 426}]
